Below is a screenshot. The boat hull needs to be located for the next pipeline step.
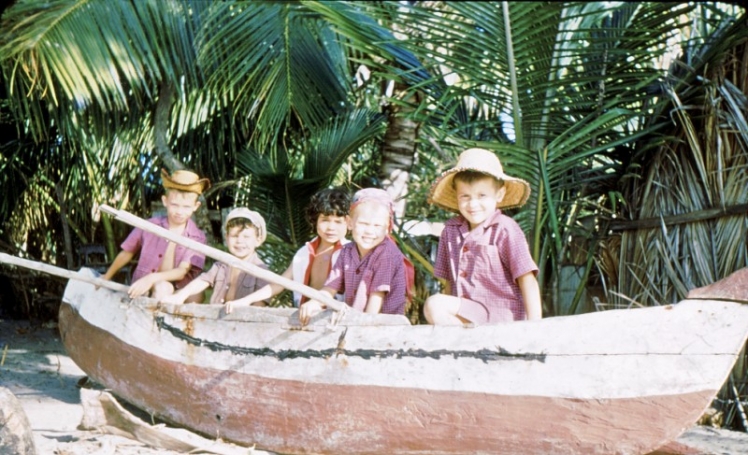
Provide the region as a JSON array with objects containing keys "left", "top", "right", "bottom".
[{"left": 59, "top": 272, "right": 748, "bottom": 455}]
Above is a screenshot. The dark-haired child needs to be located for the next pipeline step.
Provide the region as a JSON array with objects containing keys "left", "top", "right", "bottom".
[{"left": 224, "top": 187, "right": 350, "bottom": 312}]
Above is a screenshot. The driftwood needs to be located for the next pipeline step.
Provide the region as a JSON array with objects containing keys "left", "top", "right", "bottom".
[
  {"left": 0, "top": 386, "right": 37, "bottom": 455},
  {"left": 79, "top": 388, "right": 272, "bottom": 454},
  {"left": 98, "top": 204, "right": 345, "bottom": 312}
]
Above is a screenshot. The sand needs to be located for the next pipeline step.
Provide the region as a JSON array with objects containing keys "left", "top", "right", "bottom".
[{"left": 1, "top": 319, "right": 747, "bottom": 455}]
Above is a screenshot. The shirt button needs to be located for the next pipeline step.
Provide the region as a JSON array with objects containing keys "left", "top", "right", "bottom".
[
  {"left": 462, "top": 246, "right": 469, "bottom": 252},
  {"left": 460, "top": 271, "right": 467, "bottom": 277}
]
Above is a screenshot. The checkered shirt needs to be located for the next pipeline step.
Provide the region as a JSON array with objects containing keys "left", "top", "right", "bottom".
[
  {"left": 434, "top": 210, "right": 538, "bottom": 322},
  {"left": 325, "top": 237, "right": 407, "bottom": 315}
]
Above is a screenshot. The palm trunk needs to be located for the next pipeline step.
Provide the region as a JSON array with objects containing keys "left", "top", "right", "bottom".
[
  {"left": 379, "top": 80, "right": 420, "bottom": 221},
  {"left": 153, "top": 82, "right": 215, "bottom": 243}
]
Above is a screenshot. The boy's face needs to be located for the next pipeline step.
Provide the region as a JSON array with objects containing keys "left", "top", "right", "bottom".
[
  {"left": 226, "top": 225, "right": 259, "bottom": 260},
  {"left": 162, "top": 191, "right": 200, "bottom": 227},
  {"left": 348, "top": 201, "right": 389, "bottom": 256},
  {"left": 455, "top": 176, "right": 506, "bottom": 230},
  {"left": 316, "top": 214, "right": 348, "bottom": 246}
]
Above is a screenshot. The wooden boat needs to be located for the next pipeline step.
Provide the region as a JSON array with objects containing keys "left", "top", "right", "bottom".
[
  {"left": 53, "top": 265, "right": 748, "bottom": 455},
  {"left": 3, "top": 202, "right": 748, "bottom": 455}
]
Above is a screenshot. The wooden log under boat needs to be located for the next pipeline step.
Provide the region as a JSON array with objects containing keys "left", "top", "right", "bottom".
[{"left": 59, "top": 268, "right": 748, "bottom": 455}]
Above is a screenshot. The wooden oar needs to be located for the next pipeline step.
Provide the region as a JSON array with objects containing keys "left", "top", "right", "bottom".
[
  {"left": 98, "top": 204, "right": 345, "bottom": 312},
  {"left": 0, "top": 253, "right": 130, "bottom": 293}
]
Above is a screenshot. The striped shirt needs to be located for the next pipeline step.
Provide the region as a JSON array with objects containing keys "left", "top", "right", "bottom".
[{"left": 121, "top": 216, "right": 206, "bottom": 283}]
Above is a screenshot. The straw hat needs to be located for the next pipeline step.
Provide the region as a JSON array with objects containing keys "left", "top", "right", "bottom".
[
  {"left": 161, "top": 168, "right": 210, "bottom": 195},
  {"left": 428, "top": 148, "right": 530, "bottom": 212},
  {"left": 225, "top": 207, "right": 267, "bottom": 245}
]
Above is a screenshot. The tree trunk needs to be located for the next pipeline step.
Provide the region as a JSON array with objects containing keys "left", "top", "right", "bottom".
[
  {"left": 55, "top": 182, "right": 74, "bottom": 270},
  {"left": 379, "top": 80, "right": 420, "bottom": 221},
  {"left": 153, "top": 82, "right": 216, "bottom": 243}
]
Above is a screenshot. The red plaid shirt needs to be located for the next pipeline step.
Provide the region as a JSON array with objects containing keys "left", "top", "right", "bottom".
[
  {"left": 434, "top": 210, "right": 537, "bottom": 322},
  {"left": 325, "top": 237, "right": 407, "bottom": 315},
  {"left": 120, "top": 216, "right": 206, "bottom": 282}
]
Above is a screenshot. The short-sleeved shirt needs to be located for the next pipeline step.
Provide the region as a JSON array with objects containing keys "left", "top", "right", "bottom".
[
  {"left": 291, "top": 237, "right": 349, "bottom": 307},
  {"left": 434, "top": 210, "right": 538, "bottom": 324},
  {"left": 324, "top": 237, "right": 407, "bottom": 315},
  {"left": 197, "top": 255, "right": 270, "bottom": 304},
  {"left": 120, "top": 216, "right": 206, "bottom": 283}
]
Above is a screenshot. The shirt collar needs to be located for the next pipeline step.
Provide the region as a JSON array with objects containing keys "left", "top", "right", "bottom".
[{"left": 306, "top": 236, "right": 345, "bottom": 256}]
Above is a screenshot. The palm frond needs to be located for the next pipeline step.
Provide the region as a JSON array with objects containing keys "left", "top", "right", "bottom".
[
  {"left": 199, "top": 1, "right": 351, "bottom": 153},
  {"left": 237, "top": 108, "right": 384, "bottom": 247}
]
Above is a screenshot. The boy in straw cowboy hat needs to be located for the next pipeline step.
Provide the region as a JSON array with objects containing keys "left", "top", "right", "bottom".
[
  {"left": 299, "top": 188, "right": 410, "bottom": 326},
  {"left": 102, "top": 169, "right": 210, "bottom": 301},
  {"left": 161, "top": 208, "right": 272, "bottom": 307},
  {"left": 424, "top": 148, "right": 542, "bottom": 325}
]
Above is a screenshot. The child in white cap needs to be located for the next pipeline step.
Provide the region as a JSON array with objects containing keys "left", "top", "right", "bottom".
[
  {"left": 227, "top": 187, "right": 350, "bottom": 312},
  {"left": 161, "top": 207, "right": 271, "bottom": 306},
  {"left": 424, "top": 148, "right": 542, "bottom": 325}
]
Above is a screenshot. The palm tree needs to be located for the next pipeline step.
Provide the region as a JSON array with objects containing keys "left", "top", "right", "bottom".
[
  {"left": 0, "top": 1, "right": 389, "bottom": 262},
  {"left": 309, "top": 1, "right": 709, "bottom": 316}
]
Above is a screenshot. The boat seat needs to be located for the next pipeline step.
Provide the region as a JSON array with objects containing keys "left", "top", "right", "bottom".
[
  {"left": 76, "top": 244, "right": 131, "bottom": 284},
  {"left": 77, "top": 244, "right": 107, "bottom": 271}
]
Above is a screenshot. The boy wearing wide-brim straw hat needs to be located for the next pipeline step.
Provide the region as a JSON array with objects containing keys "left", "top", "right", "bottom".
[
  {"left": 102, "top": 168, "right": 210, "bottom": 302},
  {"left": 424, "top": 148, "right": 542, "bottom": 325}
]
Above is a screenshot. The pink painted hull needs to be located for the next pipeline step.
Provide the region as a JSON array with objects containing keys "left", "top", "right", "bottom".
[{"left": 59, "top": 301, "right": 722, "bottom": 455}]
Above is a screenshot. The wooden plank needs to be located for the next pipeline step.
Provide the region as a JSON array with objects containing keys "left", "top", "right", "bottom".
[
  {"left": 608, "top": 203, "right": 748, "bottom": 231},
  {"left": 98, "top": 204, "right": 345, "bottom": 312},
  {"left": 0, "top": 253, "right": 129, "bottom": 293}
]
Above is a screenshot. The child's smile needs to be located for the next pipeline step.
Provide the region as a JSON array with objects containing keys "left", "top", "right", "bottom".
[
  {"left": 455, "top": 178, "right": 505, "bottom": 230},
  {"left": 226, "top": 227, "right": 259, "bottom": 260}
]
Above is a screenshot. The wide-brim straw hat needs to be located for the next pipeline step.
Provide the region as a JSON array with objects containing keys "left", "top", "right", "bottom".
[
  {"left": 225, "top": 207, "right": 267, "bottom": 245},
  {"left": 428, "top": 148, "right": 531, "bottom": 212},
  {"left": 161, "top": 168, "right": 210, "bottom": 195}
]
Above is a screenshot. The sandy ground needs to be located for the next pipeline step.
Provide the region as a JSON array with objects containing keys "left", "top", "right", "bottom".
[{"left": 2, "top": 319, "right": 748, "bottom": 455}]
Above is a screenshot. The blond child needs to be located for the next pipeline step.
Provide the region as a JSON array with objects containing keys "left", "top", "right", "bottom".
[
  {"left": 424, "top": 148, "right": 542, "bottom": 325},
  {"left": 223, "top": 188, "right": 350, "bottom": 313},
  {"left": 161, "top": 208, "right": 270, "bottom": 306},
  {"left": 102, "top": 169, "right": 209, "bottom": 301},
  {"left": 299, "top": 188, "right": 408, "bottom": 325}
]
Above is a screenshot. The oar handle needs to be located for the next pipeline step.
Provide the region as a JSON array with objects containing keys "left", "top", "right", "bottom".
[
  {"left": 98, "top": 204, "right": 345, "bottom": 311},
  {"left": 0, "top": 253, "right": 130, "bottom": 293}
]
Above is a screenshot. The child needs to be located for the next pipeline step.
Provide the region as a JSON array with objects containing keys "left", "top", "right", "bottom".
[
  {"left": 299, "top": 188, "right": 408, "bottom": 326},
  {"left": 424, "top": 148, "right": 542, "bottom": 325},
  {"left": 102, "top": 169, "right": 209, "bottom": 301},
  {"left": 224, "top": 187, "right": 350, "bottom": 313},
  {"left": 161, "top": 208, "right": 271, "bottom": 306}
]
